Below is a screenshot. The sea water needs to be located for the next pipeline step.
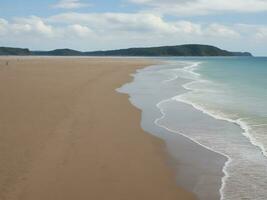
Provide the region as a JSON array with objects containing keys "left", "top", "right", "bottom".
[{"left": 118, "top": 57, "right": 267, "bottom": 200}]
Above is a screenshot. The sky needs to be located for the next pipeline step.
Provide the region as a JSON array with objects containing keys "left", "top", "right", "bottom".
[{"left": 0, "top": 0, "right": 267, "bottom": 55}]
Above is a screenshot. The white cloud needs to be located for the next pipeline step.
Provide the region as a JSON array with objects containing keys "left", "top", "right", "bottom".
[
  {"left": 67, "top": 24, "right": 92, "bottom": 37},
  {"left": 205, "top": 24, "right": 240, "bottom": 38},
  {"left": 12, "top": 16, "right": 55, "bottom": 37},
  {"left": 48, "top": 12, "right": 202, "bottom": 35},
  {"left": 53, "top": 0, "right": 89, "bottom": 9},
  {"left": 0, "top": 16, "right": 55, "bottom": 38},
  {"left": 0, "top": 18, "right": 8, "bottom": 35},
  {"left": 0, "top": 0, "right": 266, "bottom": 55},
  {"left": 48, "top": 12, "right": 241, "bottom": 39},
  {"left": 0, "top": 13, "right": 266, "bottom": 55},
  {"left": 255, "top": 27, "right": 267, "bottom": 40},
  {"left": 49, "top": 12, "right": 168, "bottom": 34},
  {"left": 174, "top": 21, "right": 202, "bottom": 34},
  {"left": 129, "top": 0, "right": 267, "bottom": 16},
  {"left": 0, "top": 13, "right": 244, "bottom": 40}
]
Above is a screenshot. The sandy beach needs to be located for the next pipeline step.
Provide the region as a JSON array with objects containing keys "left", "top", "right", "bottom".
[{"left": 0, "top": 57, "right": 195, "bottom": 200}]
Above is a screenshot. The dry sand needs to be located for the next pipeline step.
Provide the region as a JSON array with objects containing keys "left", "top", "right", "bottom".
[{"left": 0, "top": 57, "right": 195, "bottom": 200}]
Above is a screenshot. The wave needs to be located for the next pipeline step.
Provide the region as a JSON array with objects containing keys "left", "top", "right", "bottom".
[
  {"left": 175, "top": 62, "right": 267, "bottom": 158},
  {"left": 153, "top": 61, "right": 267, "bottom": 200},
  {"left": 118, "top": 59, "right": 267, "bottom": 200},
  {"left": 154, "top": 97, "right": 230, "bottom": 200}
]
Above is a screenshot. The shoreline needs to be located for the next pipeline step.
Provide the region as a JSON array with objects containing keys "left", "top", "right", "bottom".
[
  {"left": 147, "top": 59, "right": 267, "bottom": 200},
  {"left": 119, "top": 60, "right": 227, "bottom": 200},
  {"left": 0, "top": 57, "right": 195, "bottom": 200},
  {"left": 174, "top": 61, "right": 267, "bottom": 199}
]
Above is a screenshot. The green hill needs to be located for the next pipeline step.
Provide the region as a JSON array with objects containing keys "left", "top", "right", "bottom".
[
  {"left": 84, "top": 45, "right": 252, "bottom": 56},
  {"left": 32, "top": 49, "right": 82, "bottom": 56},
  {"left": 0, "top": 47, "right": 31, "bottom": 55},
  {"left": 0, "top": 45, "right": 252, "bottom": 57}
]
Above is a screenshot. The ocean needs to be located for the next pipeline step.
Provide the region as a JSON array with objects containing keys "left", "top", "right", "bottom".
[{"left": 118, "top": 57, "right": 267, "bottom": 200}]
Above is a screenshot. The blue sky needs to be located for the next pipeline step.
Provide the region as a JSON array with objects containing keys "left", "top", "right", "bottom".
[{"left": 0, "top": 0, "right": 267, "bottom": 55}]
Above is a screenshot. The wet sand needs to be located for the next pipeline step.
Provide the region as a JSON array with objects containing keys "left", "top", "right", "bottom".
[
  {"left": 118, "top": 62, "right": 227, "bottom": 200},
  {"left": 0, "top": 57, "right": 195, "bottom": 200}
]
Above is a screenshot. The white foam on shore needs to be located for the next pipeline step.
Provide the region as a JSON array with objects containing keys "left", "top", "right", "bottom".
[
  {"left": 153, "top": 61, "right": 267, "bottom": 200},
  {"left": 153, "top": 62, "right": 230, "bottom": 200},
  {"left": 154, "top": 97, "right": 231, "bottom": 200},
  {"left": 175, "top": 62, "right": 267, "bottom": 158},
  {"left": 118, "top": 60, "right": 267, "bottom": 200}
]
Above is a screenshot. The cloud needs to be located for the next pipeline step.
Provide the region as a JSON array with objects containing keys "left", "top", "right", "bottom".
[
  {"left": 0, "top": 13, "right": 265, "bottom": 55},
  {"left": 12, "top": 16, "right": 55, "bottom": 37},
  {"left": 67, "top": 24, "right": 92, "bottom": 37},
  {"left": 0, "top": 0, "right": 266, "bottom": 55},
  {"left": 0, "top": 13, "right": 242, "bottom": 40},
  {"left": 53, "top": 0, "right": 89, "bottom": 9},
  {"left": 48, "top": 12, "right": 202, "bottom": 35},
  {"left": 0, "top": 18, "right": 8, "bottom": 35},
  {"left": 0, "top": 16, "right": 55, "bottom": 38},
  {"left": 255, "top": 27, "right": 267, "bottom": 40},
  {"left": 174, "top": 21, "right": 201, "bottom": 34},
  {"left": 129, "top": 0, "right": 267, "bottom": 16},
  {"left": 205, "top": 24, "right": 240, "bottom": 38},
  {"left": 48, "top": 12, "right": 240, "bottom": 38},
  {"left": 49, "top": 12, "right": 172, "bottom": 33}
]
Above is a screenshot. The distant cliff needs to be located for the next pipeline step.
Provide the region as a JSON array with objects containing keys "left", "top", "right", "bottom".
[
  {"left": 0, "top": 47, "right": 31, "bottom": 55},
  {"left": 0, "top": 45, "right": 252, "bottom": 57},
  {"left": 84, "top": 45, "right": 252, "bottom": 56},
  {"left": 32, "top": 49, "right": 82, "bottom": 56}
]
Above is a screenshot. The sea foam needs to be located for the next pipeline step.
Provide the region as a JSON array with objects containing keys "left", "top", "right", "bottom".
[
  {"left": 156, "top": 60, "right": 267, "bottom": 200},
  {"left": 118, "top": 58, "right": 267, "bottom": 200}
]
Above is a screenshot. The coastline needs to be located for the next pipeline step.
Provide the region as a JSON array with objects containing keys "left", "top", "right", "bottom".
[
  {"left": 0, "top": 57, "right": 195, "bottom": 200},
  {"left": 118, "top": 60, "right": 227, "bottom": 200},
  {"left": 122, "top": 58, "right": 267, "bottom": 200},
  {"left": 174, "top": 60, "right": 267, "bottom": 199}
]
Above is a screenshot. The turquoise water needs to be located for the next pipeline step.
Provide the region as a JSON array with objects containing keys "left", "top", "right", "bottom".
[
  {"left": 179, "top": 57, "right": 267, "bottom": 156},
  {"left": 118, "top": 57, "right": 267, "bottom": 200},
  {"left": 168, "top": 57, "right": 267, "bottom": 200}
]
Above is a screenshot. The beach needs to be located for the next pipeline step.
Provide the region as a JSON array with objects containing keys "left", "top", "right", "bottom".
[{"left": 0, "top": 57, "right": 195, "bottom": 200}]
